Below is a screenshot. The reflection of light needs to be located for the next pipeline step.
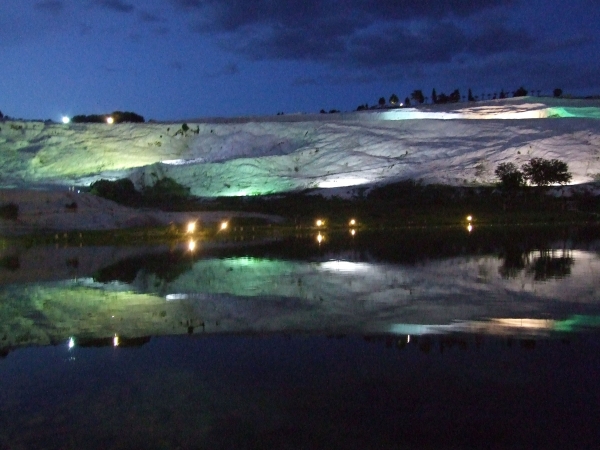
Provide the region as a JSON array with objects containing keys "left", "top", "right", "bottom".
[
  {"left": 188, "top": 240, "right": 196, "bottom": 251},
  {"left": 106, "top": 116, "right": 114, "bottom": 124},
  {"left": 68, "top": 337, "right": 75, "bottom": 349},
  {"left": 407, "top": 335, "right": 410, "bottom": 343},
  {"left": 349, "top": 219, "right": 356, "bottom": 226},
  {"left": 317, "top": 233, "right": 324, "bottom": 244},
  {"left": 113, "top": 335, "right": 119, "bottom": 347},
  {"left": 320, "top": 260, "right": 373, "bottom": 273},
  {"left": 467, "top": 224, "right": 473, "bottom": 233},
  {"left": 466, "top": 215, "right": 473, "bottom": 222},
  {"left": 316, "top": 219, "right": 324, "bottom": 227},
  {"left": 61, "top": 116, "right": 70, "bottom": 124},
  {"left": 220, "top": 221, "right": 228, "bottom": 230},
  {"left": 350, "top": 229, "right": 356, "bottom": 236},
  {"left": 166, "top": 293, "right": 189, "bottom": 301},
  {"left": 186, "top": 222, "right": 196, "bottom": 233},
  {"left": 493, "top": 318, "right": 554, "bottom": 330}
]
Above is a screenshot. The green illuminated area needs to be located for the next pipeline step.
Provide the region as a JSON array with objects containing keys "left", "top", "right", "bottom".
[
  {"left": 546, "top": 107, "right": 600, "bottom": 119},
  {"left": 553, "top": 315, "right": 600, "bottom": 332}
]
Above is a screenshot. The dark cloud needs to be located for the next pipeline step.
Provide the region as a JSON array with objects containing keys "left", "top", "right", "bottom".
[
  {"left": 172, "top": 0, "right": 533, "bottom": 70},
  {"left": 138, "top": 11, "right": 164, "bottom": 23},
  {"left": 94, "top": 0, "right": 134, "bottom": 13},
  {"left": 34, "top": 0, "right": 64, "bottom": 13},
  {"left": 205, "top": 62, "right": 240, "bottom": 78}
]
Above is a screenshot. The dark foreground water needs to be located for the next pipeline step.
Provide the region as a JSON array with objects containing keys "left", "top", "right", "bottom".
[{"left": 1, "top": 225, "right": 600, "bottom": 449}]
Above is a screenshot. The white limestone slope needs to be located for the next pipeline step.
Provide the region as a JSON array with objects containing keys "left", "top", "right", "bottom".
[{"left": 1, "top": 97, "right": 599, "bottom": 197}]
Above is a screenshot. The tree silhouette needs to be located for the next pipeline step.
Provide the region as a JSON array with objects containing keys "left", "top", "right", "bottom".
[
  {"left": 378, "top": 97, "right": 386, "bottom": 106},
  {"left": 389, "top": 93, "right": 399, "bottom": 105},
  {"left": 522, "top": 158, "right": 572, "bottom": 186},
  {"left": 468, "top": 88, "right": 475, "bottom": 102},
  {"left": 553, "top": 88, "right": 563, "bottom": 98},
  {"left": 431, "top": 88, "right": 438, "bottom": 104},
  {"left": 495, "top": 162, "right": 525, "bottom": 189},
  {"left": 411, "top": 90, "right": 425, "bottom": 104},
  {"left": 513, "top": 86, "right": 528, "bottom": 97}
]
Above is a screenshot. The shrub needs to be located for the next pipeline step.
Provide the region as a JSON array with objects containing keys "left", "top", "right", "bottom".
[
  {"left": 142, "top": 177, "right": 190, "bottom": 203},
  {"left": 495, "top": 162, "right": 524, "bottom": 189},
  {"left": 90, "top": 178, "right": 138, "bottom": 203},
  {"left": 521, "top": 158, "right": 572, "bottom": 186},
  {"left": 0, "top": 203, "right": 18, "bottom": 220}
]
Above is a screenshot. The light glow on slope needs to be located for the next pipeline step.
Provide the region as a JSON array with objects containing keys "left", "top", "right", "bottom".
[{"left": 317, "top": 177, "right": 370, "bottom": 188}]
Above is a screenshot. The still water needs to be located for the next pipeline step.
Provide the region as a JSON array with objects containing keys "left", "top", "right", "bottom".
[{"left": 1, "top": 225, "right": 600, "bottom": 449}]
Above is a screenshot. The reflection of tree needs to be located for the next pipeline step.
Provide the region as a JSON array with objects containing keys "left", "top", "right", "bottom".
[
  {"left": 498, "top": 248, "right": 528, "bottom": 279},
  {"left": 528, "top": 251, "right": 574, "bottom": 281},
  {"left": 499, "top": 248, "right": 574, "bottom": 281}
]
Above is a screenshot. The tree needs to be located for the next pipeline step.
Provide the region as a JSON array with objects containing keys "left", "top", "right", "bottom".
[
  {"left": 499, "top": 89, "right": 507, "bottom": 99},
  {"left": 404, "top": 97, "right": 411, "bottom": 107},
  {"left": 553, "top": 88, "right": 563, "bottom": 98},
  {"left": 468, "top": 88, "right": 475, "bottom": 102},
  {"left": 431, "top": 88, "right": 438, "bottom": 104},
  {"left": 513, "top": 86, "right": 528, "bottom": 97},
  {"left": 0, "top": 110, "right": 3, "bottom": 119},
  {"left": 521, "top": 158, "right": 572, "bottom": 186},
  {"left": 378, "top": 97, "right": 386, "bottom": 106},
  {"left": 389, "top": 94, "right": 399, "bottom": 105},
  {"left": 495, "top": 162, "right": 525, "bottom": 189},
  {"left": 411, "top": 90, "right": 424, "bottom": 104}
]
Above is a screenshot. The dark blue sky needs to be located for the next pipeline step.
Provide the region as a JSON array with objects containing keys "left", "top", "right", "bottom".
[{"left": 1, "top": 0, "right": 599, "bottom": 121}]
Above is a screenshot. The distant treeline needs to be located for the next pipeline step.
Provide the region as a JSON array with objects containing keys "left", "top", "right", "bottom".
[{"left": 72, "top": 111, "right": 145, "bottom": 123}]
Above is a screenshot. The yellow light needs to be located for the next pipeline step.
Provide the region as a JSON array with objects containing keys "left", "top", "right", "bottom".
[
  {"left": 113, "top": 335, "right": 119, "bottom": 347},
  {"left": 316, "top": 219, "right": 324, "bottom": 227},
  {"left": 317, "top": 233, "right": 324, "bottom": 244},
  {"left": 220, "top": 221, "right": 228, "bottom": 230},
  {"left": 466, "top": 215, "right": 473, "bottom": 222},
  {"left": 188, "top": 240, "right": 196, "bottom": 251},
  {"left": 106, "top": 116, "right": 114, "bottom": 124},
  {"left": 350, "top": 229, "right": 356, "bottom": 236},
  {"left": 467, "top": 224, "right": 473, "bottom": 233},
  {"left": 186, "top": 222, "right": 196, "bottom": 233},
  {"left": 349, "top": 219, "right": 356, "bottom": 226}
]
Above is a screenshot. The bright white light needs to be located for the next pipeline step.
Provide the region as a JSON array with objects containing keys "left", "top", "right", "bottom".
[
  {"left": 407, "top": 335, "right": 410, "bottom": 343},
  {"left": 349, "top": 219, "right": 356, "bottom": 226},
  {"left": 113, "top": 335, "right": 119, "bottom": 347},
  {"left": 466, "top": 215, "right": 473, "bottom": 222},
  {"left": 220, "top": 221, "right": 228, "bottom": 230},
  {"left": 68, "top": 337, "right": 75, "bottom": 349},
  {"left": 188, "top": 240, "right": 196, "bottom": 251},
  {"left": 106, "top": 116, "right": 114, "bottom": 124},
  {"left": 467, "top": 224, "right": 473, "bottom": 233},
  {"left": 320, "top": 260, "right": 373, "bottom": 273},
  {"left": 318, "top": 177, "right": 370, "bottom": 188},
  {"left": 166, "top": 293, "right": 189, "bottom": 301},
  {"left": 187, "top": 222, "right": 196, "bottom": 233},
  {"left": 317, "top": 233, "right": 324, "bottom": 244},
  {"left": 350, "top": 229, "right": 356, "bottom": 236},
  {"left": 61, "top": 116, "right": 70, "bottom": 124},
  {"left": 316, "top": 219, "right": 324, "bottom": 227}
]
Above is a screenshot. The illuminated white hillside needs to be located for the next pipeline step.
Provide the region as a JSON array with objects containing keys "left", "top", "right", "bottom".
[{"left": 1, "top": 97, "right": 599, "bottom": 197}]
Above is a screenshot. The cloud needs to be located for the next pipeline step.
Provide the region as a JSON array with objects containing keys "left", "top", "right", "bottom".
[
  {"left": 34, "top": 0, "right": 64, "bottom": 13},
  {"left": 94, "top": 0, "right": 134, "bottom": 13},
  {"left": 172, "top": 0, "right": 534, "bottom": 71},
  {"left": 138, "top": 10, "right": 164, "bottom": 23},
  {"left": 206, "top": 62, "right": 240, "bottom": 78}
]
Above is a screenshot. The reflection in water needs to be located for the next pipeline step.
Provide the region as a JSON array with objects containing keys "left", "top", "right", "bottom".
[{"left": 0, "top": 226, "right": 599, "bottom": 354}]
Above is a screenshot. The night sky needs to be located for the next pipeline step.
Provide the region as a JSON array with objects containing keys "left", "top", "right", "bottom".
[{"left": 1, "top": 0, "right": 599, "bottom": 121}]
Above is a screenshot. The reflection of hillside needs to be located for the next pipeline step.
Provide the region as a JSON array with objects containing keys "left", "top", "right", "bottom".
[{"left": 1, "top": 226, "right": 599, "bottom": 353}]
